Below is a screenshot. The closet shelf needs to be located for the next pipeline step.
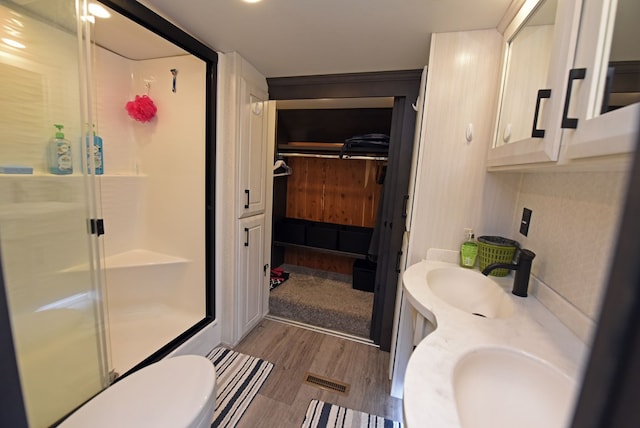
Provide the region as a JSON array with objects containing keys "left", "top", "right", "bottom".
[
  {"left": 277, "top": 142, "right": 388, "bottom": 161},
  {"left": 273, "top": 219, "right": 373, "bottom": 260},
  {"left": 277, "top": 152, "right": 387, "bottom": 161},
  {"left": 273, "top": 241, "right": 368, "bottom": 260}
]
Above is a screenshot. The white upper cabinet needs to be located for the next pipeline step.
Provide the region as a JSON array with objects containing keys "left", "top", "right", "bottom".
[
  {"left": 488, "top": 0, "right": 582, "bottom": 167},
  {"left": 561, "top": 0, "right": 639, "bottom": 162},
  {"left": 488, "top": 0, "right": 639, "bottom": 170},
  {"left": 235, "top": 55, "right": 269, "bottom": 218}
]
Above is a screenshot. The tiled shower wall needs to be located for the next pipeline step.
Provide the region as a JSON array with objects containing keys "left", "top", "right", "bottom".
[{"left": 512, "top": 171, "right": 629, "bottom": 333}]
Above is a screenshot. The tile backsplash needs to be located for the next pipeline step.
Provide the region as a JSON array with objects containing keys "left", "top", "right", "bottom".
[{"left": 513, "top": 171, "right": 629, "bottom": 332}]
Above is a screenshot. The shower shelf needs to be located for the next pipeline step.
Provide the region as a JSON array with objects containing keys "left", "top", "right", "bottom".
[
  {"left": 62, "top": 249, "right": 189, "bottom": 272},
  {"left": 103, "top": 249, "right": 189, "bottom": 269},
  {"left": 0, "top": 173, "right": 148, "bottom": 178}
]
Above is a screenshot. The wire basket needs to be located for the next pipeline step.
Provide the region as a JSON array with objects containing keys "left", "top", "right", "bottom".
[{"left": 477, "top": 236, "right": 519, "bottom": 277}]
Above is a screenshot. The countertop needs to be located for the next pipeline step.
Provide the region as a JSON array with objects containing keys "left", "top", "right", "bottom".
[{"left": 402, "top": 259, "right": 588, "bottom": 427}]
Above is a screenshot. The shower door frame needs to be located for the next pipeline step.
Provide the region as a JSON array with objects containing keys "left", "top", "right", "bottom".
[{"left": 95, "top": 0, "right": 218, "bottom": 372}]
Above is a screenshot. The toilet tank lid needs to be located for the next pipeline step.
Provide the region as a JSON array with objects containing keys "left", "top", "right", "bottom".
[{"left": 60, "top": 355, "right": 216, "bottom": 428}]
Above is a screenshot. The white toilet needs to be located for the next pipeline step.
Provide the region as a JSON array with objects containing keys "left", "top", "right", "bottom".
[{"left": 60, "top": 355, "right": 217, "bottom": 428}]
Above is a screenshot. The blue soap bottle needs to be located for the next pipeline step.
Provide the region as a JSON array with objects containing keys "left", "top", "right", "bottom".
[
  {"left": 48, "top": 124, "right": 73, "bottom": 175},
  {"left": 87, "top": 125, "right": 103, "bottom": 175}
]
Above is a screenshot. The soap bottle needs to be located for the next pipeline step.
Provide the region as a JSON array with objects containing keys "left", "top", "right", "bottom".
[
  {"left": 460, "top": 230, "right": 478, "bottom": 268},
  {"left": 48, "top": 124, "right": 73, "bottom": 175},
  {"left": 86, "top": 125, "right": 103, "bottom": 175}
]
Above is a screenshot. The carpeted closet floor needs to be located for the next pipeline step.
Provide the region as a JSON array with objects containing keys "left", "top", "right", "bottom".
[{"left": 269, "top": 264, "right": 374, "bottom": 338}]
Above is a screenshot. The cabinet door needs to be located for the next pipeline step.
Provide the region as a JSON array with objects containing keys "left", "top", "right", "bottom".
[
  {"left": 238, "top": 78, "right": 268, "bottom": 218},
  {"left": 237, "top": 215, "right": 266, "bottom": 338},
  {"left": 487, "top": 0, "right": 583, "bottom": 167},
  {"left": 561, "top": 0, "right": 639, "bottom": 161}
]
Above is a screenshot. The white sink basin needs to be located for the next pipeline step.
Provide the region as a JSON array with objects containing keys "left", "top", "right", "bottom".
[
  {"left": 426, "top": 267, "right": 514, "bottom": 318},
  {"left": 453, "top": 347, "right": 576, "bottom": 428}
]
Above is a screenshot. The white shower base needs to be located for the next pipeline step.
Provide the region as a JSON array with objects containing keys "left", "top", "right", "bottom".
[
  {"left": 101, "top": 249, "right": 202, "bottom": 374},
  {"left": 108, "top": 303, "right": 201, "bottom": 374}
]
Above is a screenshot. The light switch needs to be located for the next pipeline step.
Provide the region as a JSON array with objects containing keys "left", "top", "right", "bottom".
[{"left": 520, "top": 208, "right": 532, "bottom": 236}]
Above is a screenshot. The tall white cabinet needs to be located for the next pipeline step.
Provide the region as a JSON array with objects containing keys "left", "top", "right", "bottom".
[{"left": 221, "top": 52, "right": 272, "bottom": 344}]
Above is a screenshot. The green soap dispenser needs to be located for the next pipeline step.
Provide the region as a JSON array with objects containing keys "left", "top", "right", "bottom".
[
  {"left": 460, "top": 230, "right": 478, "bottom": 268},
  {"left": 48, "top": 124, "right": 73, "bottom": 175}
]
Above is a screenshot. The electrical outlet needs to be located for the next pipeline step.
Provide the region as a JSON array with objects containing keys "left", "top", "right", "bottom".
[{"left": 520, "top": 208, "right": 532, "bottom": 236}]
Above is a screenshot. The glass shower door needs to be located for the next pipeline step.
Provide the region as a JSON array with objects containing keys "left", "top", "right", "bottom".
[{"left": 0, "top": 0, "right": 110, "bottom": 426}]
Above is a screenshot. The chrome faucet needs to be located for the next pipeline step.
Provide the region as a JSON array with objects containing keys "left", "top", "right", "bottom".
[{"left": 481, "top": 249, "right": 536, "bottom": 297}]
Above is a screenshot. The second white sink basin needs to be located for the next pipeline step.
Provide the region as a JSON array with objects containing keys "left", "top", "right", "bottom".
[
  {"left": 453, "top": 347, "right": 576, "bottom": 428},
  {"left": 426, "top": 267, "right": 514, "bottom": 318}
]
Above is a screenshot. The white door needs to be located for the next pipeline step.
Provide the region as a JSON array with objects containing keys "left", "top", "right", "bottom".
[
  {"left": 238, "top": 78, "right": 268, "bottom": 218},
  {"left": 562, "top": 0, "right": 639, "bottom": 160},
  {"left": 237, "top": 214, "right": 266, "bottom": 338}
]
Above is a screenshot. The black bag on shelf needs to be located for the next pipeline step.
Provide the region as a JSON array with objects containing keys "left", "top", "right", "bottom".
[{"left": 339, "top": 133, "right": 390, "bottom": 158}]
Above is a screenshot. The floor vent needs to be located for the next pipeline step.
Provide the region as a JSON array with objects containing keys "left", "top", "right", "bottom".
[{"left": 303, "top": 372, "right": 350, "bottom": 396}]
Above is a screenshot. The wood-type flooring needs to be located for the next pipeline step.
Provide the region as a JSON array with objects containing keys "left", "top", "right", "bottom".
[{"left": 233, "top": 319, "right": 403, "bottom": 428}]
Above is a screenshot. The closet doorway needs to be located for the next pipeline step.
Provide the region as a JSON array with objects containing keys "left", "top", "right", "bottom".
[
  {"left": 267, "top": 71, "right": 422, "bottom": 350},
  {"left": 268, "top": 98, "right": 393, "bottom": 341}
]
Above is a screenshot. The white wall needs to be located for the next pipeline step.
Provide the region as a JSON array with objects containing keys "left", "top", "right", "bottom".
[
  {"left": 215, "top": 52, "right": 238, "bottom": 345},
  {"left": 407, "top": 29, "right": 509, "bottom": 266},
  {"left": 94, "top": 48, "right": 143, "bottom": 256},
  {"left": 509, "top": 170, "right": 629, "bottom": 340},
  {"left": 132, "top": 54, "right": 207, "bottom": 315}
]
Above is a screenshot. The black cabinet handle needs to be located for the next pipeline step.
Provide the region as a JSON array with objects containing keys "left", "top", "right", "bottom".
[
  {"left": 244, "top": 189, "right": 250, "bottom": 209},
  {"left": 244, "top": 227, "right": 249, "bottom": 246},
  {"left": 531, "top": 89, "right": 551, "bottom": 138},
  {"left": 395, "top": 250, "right": 403, "bottom": 274},
  {"left": 561, "top": 68, "right": 586, "bottom": 129}
]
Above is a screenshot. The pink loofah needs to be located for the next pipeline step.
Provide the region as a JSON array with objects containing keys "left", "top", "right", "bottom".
[{"left": 125, "top": 95, "right": 157, "bottom": 122}]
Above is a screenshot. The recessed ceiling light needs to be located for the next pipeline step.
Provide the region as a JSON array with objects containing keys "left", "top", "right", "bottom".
[
  {"left": 242, "top": 0, "right": 262, "bottom": 3},
  {"left": 88, "top": 3, "right": 111, "bottom": 18},
  {"left": 2, "top": 38, "right": 25, "bottom": 49}
]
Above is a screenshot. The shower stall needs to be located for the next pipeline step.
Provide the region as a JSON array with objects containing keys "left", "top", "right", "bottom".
[{"left": 0, "top": 1, "right": 215, "bottom": 426}]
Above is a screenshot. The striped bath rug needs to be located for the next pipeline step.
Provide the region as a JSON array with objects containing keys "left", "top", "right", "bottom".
[
  {"left": 301, "top": 399, "right": 402, "bottom": 428},
  {"left": 207, "top": 346, "right": 274, "bottom": 428}
]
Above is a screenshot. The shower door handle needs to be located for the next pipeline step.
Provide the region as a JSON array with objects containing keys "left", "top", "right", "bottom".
[{"left": 244, "top": 228, "right": 249, "bottom": 247}]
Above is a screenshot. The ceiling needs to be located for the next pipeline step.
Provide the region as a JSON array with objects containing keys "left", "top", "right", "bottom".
[{"left": 138, "top": 0, "right": 515, "bottom": 78}]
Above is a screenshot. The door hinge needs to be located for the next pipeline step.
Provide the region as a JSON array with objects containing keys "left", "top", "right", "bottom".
[
  {"left": 89, "top": 218, "right": 105, "bottom": 236},
  {"left": 395, "top": 250, "right": 403, "bottom": 273},
  {"left": 263, "top": 264, "right": 269, "bottom": 276},
  {"left": 402, "top": 195, "right": 409, "bottom": 218}
]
